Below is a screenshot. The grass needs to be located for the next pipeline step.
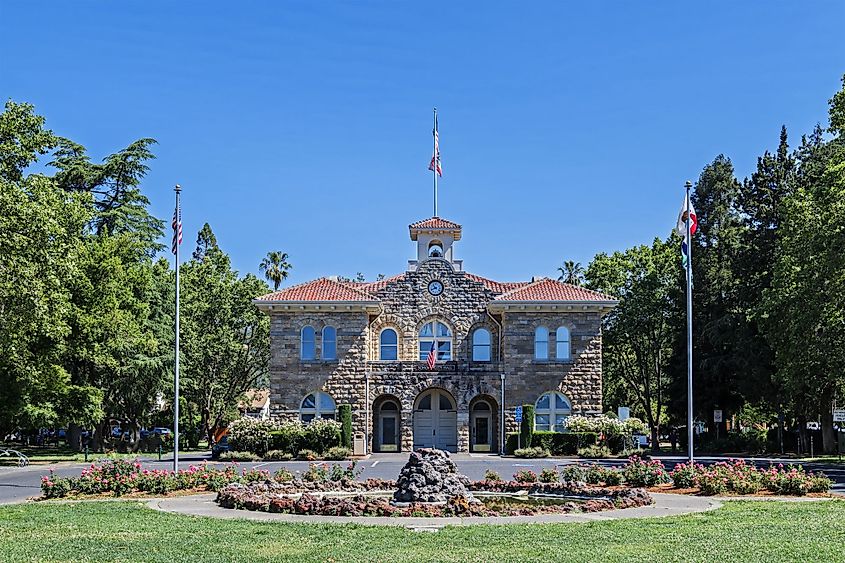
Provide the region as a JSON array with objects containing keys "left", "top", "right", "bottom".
[
  {"left": 0, "top": 444, "right": 208, "bottom": 465},
  {"left": 1, "top": 500, "right": 844, "bottom": 561}
]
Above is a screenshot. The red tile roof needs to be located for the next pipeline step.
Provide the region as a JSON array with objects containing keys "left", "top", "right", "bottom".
[
  {"left": 494, "top": 278, "right": 616, "bottom": 302},
  {"left": 256, "top": 277, "right": 378, "bottom": 302},
  {"left": 463, "top": 272, "right": 530, "bottom": 294},
  {"left": 409, "top": 217, "right": 462, "bottom": 230}
]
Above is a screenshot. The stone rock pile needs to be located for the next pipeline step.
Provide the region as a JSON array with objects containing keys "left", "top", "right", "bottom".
[{"left": 392, "top": 448, "right": 475, "bottom": 503}]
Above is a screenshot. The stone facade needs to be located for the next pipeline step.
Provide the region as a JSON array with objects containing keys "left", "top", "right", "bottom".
[{"left": 256, "top": 217, "right": 615, "bottom": 454}]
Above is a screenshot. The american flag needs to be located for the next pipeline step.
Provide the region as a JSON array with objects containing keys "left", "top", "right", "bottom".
[
  {"left": 426, "top": 341, "right": 437, "bottom": 370},
  {"left": 428, "top": 114, "right": 442, "bottom": 177},
  {"left": 171, "top": 206, "right": 182, "bottom": 255}
]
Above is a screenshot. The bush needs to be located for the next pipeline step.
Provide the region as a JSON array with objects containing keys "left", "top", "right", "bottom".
[
  {"left": 263, "top": 450, "right": 293, "bottom": 461},
  {"left": 297, "top": 449, "right": 320, "bottom": 461},
  {"left": 520, "top": 404, "right": 535, "bottom": 448},
  {"left": 483, "top": 469, "right": 501, "bottom": 481},
  {"left": 338, "top": 405, "right": 353, "bottom": 449},
  {"left": 539, "top": 468, "right": 558, "bottom": 483},
  {"left": 227, "top": 418, "right": 276, "bottom": 456},
  {"left": 578, "top": 445, "right": 612, "bottom": 459},
  {"left": 218, "top": 451, "right": 261, "bottom": 462},
  {"left": 323, "top": 446, "right": 351, "bottom": 460},
  {"left": 622, "top": 455, "right": 670, "bottom": 487},
  {"left": 514, "top": 447, "right": 549, "bottom": 458},
  {"left": 513, "top": 470, "right": 537, "bottom": 483}
]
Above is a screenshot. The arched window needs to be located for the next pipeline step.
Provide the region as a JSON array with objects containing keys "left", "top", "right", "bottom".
[
  {"left": 301, "top": 326, "right": 316, "bottom": 361},
  {"left": 555, "top": 326, "right": 570, "bottom": 360},
  {"left": 322, "top": 326, "right": 337, "bottom": 361},
  {"left": 418, "top": 321, "right": 452, "bottom": 361},
  {"left": 428, "top": 240, "right": 443, "bottom": 258},
  {"left": 300, "top": 391, "right": 336, "bottom": 423},
  {"left": 379, "top": 328, "right": 398, "bottom": 361},
  {"left": 534, "top": 327, "right": 549, "bottom": 360},
  {"left": 472, "top": 328, "right": 491, "bottom": 361},
  {"left": 534, "top": 391, "right": 572, "bottom": 432}
]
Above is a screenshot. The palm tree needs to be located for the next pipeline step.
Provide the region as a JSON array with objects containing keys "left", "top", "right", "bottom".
[
  {"left": 259, "top": 251, "right": 292, "bottom": 291},
  {"left": 557, "top": 260, "right": 585, "bottom": 286}
]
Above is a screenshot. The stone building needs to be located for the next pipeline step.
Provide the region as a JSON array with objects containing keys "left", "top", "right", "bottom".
[{"left": 254, "top": 217, "right": 616, "bottom": 454}]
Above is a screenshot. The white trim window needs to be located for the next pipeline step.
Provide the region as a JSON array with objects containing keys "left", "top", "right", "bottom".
[
  {"left": 322, "top": 326, "right": 337, "bottom": 361},
  {"left": 534, "top": 326, "right": 549, "bottom": 360},
  {"left": 379, "top": 328, "right": 398, "bottom": 361},
  {"left": 418, "top": 321, "right": 452, "bottom": 361},
  {"left": 301, "top": 326, "right": 316, "bottom": 361},
  {"left": 472, "top": 328, "right": 491, "bottom": 361},
  {"left": 555, "top": 326, "right": 570, "bottom": 360},
  {"left": 534, "top": 392, "right": 572, "bottom": 432},
  {"left": 300, "top": 391, "right": 336, "bottom": 423}
]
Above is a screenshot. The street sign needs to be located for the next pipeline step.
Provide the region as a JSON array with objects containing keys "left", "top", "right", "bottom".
[
  {"left": 833, "top": 409, "right": 845, "bottom": 422},
  {"left": 514, "top": 406, "right": 523, "bottom": 423},
  {"left": 713, "top": 409, "right": 723, "bottom": 423},
  {"left": 807, "top": 421, "right": 820, "bottom": 430}
]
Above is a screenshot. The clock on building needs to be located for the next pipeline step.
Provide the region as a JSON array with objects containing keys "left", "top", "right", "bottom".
[{"left": 427, "top": 280, "right": 444, "bottom": 296}]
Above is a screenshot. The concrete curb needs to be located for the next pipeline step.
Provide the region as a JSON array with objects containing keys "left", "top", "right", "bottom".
[{"left": 147, "top": 492, "right": 721, "bottom": 529}]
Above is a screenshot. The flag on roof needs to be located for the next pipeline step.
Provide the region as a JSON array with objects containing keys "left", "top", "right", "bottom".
[
  {"left": 426, "top": 340, "right": 437, "bottom": 370},
  {"left": 428, "top": 114, "right": 442, "bottom": 177}
]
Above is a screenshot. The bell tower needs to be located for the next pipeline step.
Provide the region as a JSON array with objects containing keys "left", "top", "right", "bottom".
[{"left": 408, "top": 217, "right": 463, "bottom": 271}]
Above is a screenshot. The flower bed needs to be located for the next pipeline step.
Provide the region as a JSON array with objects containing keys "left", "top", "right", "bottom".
[
  {"left": 668, "top": 459, "right": 832, "bottom": 496},
  {"left": 215, "top": 481, "right": 653, "bottom": 517}
]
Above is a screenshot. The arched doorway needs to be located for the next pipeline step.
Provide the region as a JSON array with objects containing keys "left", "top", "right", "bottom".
[
  {"left": 375, "top": 397, "right": 401, "bottom": 452},
  {"left": 413, "top": 388, "right": 457, "bottom": 452},
  {"left": 470, "top": 398, "right": 493, "bottom": 452}
]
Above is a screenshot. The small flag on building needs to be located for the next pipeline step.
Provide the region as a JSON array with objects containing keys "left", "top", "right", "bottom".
[
  {"left": 426, "top": 341, "right": 437, "bottom": 370},
  {"left": 428, "top": 114, "right": 442, "bottom": 177},
  {"left": 171, "top": 206, "right": 182, "bottom": 255}
]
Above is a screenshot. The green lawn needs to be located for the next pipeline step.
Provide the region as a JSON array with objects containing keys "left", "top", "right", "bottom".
[{"left": 1, "top": 500, "right": 844, "bottom": 562}]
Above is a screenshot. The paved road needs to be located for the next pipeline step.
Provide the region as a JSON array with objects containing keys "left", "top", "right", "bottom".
[{"left": 2, "top": 452, "right": 844, "bottom": 505}]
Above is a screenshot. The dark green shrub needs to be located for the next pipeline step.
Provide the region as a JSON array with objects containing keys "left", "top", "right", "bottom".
[
  {"left": 520, "top": 404, "right": 535, "bottom": 448},
  {"left": 339, "top": 405, "right": 353, "bottom": 449}
]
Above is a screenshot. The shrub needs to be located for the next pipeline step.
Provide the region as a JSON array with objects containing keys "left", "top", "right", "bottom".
[
  {"left": 669, "top": 462, "right": 703, "bottom": 489},
  {"left": 520, "top": 404, "right": 535, "bottom": 448},
  {"left": 578, "top": 445, "right": 612, "bottom": 459},
  {"left": 323, "top": 446, "right": 352, "bottom": 461},
  {"left": 513, "top": 470, "right": 537, "bottom": 483},
  {"left": 514, "top": 446, "right": 549, "bottom": 458},
  {"left": 297, "top": 449, "right": 320, "bottom": 461},
  {"left": 539, "top": 468, "right": 558, "bottom": 483},
  {"left": 338, "top": 405, "right": 353, "bottom": 449},
  {"left": 227, "top": 417, "right": 276, "bottom": 456},
  {"left": 301, "top": 418, "right": 342, "bottom": 453},
  {"left": 560, "top": 464, "right": 587, "bottom": 483},
  {"left": 274, "top": 468, "right": 294, "bottom": 482},
  {"left": 218, "top": 451, "right": 261, "bottom": 462},
  {"left": 483, "top": 469, "right": 502, "bottom": 481},
  {"left": 263, "top": 450, "right": 293, "bottom": 461},
  {"left": 622, "top": 455, "right": 670, "bottom": 487}
]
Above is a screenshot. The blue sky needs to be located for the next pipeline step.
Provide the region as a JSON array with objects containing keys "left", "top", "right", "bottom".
[{"left": 2, "top": 2, "right": 843, "bottom": 285}]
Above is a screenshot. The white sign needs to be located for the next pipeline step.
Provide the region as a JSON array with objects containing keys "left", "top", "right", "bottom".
[
  {"left": 807, "top": 421, "right": 820, "bottom": 430},
  {"left": 618, "top": 407, "right": 630, "bottom": 421},
  {"left": 833, "top": 409, "right": 845, "bottom": 422},
  {"left": 713, "top": 409, "right": 723, "bottom": 423}
]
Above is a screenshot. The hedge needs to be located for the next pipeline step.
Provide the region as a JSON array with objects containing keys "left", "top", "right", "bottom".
[
  {"left": 339, "top": 405, "right": 352, "bottom": 449},
  {"left": 519, "top": 404, "right": 535, "bottom": 448},
  {"left": 506, "top": 431, "right": 598, "bottom": 455}
]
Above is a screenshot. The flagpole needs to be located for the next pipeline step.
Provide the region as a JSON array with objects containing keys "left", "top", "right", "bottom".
[
  {"left": 433, "top": 107, "right": 438, "bottom": 217},
  {"left": 173, "top": 184, "right": 181, "bottom": 472},
  {"left": 685, "top": 180, "right": 694, "bottom": 464}
]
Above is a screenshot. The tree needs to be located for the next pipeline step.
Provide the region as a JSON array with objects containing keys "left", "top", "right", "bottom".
[
  {"left": 182, "top": 226, "right": 271, "bottom": 442},
  {"left": 557, "top": 260, "right": 585, "bottom": 286},
  {"left": 586, "top": 238, "right": 682, "bottom": 450},
  {"left": 259, "top": 251, "right": 292, "bottom": 291}
]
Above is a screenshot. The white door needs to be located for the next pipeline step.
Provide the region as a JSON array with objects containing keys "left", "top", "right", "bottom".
[{"left": 413, "top": 389, "right": 457, "bottom": 452}]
